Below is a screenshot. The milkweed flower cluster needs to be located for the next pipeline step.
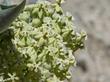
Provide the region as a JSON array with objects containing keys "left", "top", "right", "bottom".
[{"left": 0, "top": 0, "right": 86, "bottom": 82}]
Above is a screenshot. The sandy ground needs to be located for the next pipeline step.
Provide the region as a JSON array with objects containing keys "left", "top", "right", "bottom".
[{"left": 62, "top": 0, "right": 110, "bottom": 82}]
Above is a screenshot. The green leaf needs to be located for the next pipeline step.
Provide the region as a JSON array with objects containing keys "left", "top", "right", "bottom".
[{"left": 0, "top": 0, "right": 26, "bottom": 34}]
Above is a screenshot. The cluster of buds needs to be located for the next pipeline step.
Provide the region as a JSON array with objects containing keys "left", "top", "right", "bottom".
[{"left": 0, "top": 0, "right": 86, "bottom": 82}]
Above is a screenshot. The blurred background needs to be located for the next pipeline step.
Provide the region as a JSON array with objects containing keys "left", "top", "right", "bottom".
[
  {"left": 61, "top": 0, "right": 110, "bottom": 82},
  {"left": 1, "top": 0, "right": 110, "bottom": 82}
]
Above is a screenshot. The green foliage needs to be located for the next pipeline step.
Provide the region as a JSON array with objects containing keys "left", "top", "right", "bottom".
[
  {"left": 0, "top": 0, "right": 26, "bottom": 33},
  {"left": 0, "top": 0, "right": 86, "bottom": 82}
]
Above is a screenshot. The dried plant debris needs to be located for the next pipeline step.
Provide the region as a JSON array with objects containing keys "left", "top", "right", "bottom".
[{"left": 0, "top": 0, "right": 86, "bottom": 82}]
